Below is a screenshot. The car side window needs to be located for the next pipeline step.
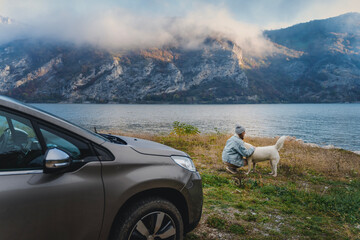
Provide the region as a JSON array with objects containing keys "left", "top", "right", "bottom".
[
  {"left": 0, "top": 111, "right": 43, "bottom": 171},
  {"left": 0, "top": 115, "right": 9, "bottom": 135},
  {"left": 39, "top": 125, "right": 91, "bottom": 160}
]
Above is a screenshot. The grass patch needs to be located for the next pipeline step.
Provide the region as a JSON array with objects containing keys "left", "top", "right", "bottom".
[
  {"left": 202, "top": 173, "right": 230, "bottom": 187},
  {"left": 242, "top": 212, "right": 257, "bottom": 222},
  {"left": 257, "top": 181, "right": 360, "bottom": 224},
  {"left": 206, "top": 215, "right": 226, "bottom": 230},
  {"left": 184, "top": 233, "right": 200, "bottom": 240},
  {"left": 108, "top": 131, "right": 360, "bottom": 239},
  {"left": 234, "top": 202, "right": 246, "bottom": 210},
  {"left": 229, "top": 224, "right": 246, "bottom": 235}
]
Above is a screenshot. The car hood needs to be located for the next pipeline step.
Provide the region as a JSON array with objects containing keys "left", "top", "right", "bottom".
[{"left": 118, "top": 136, "right": 188, "bottom": 157}]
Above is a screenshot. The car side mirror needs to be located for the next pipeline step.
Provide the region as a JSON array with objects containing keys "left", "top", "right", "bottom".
[{"left": 44, "top": 148, "right": 71, "bottom": 172}]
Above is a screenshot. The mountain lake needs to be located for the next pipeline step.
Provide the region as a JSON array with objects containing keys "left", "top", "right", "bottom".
[{"left": 32, "top": 103, "right": 360, "bottom": 152}]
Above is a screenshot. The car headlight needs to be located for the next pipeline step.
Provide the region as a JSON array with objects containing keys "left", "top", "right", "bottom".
[{"left": 171, "top": 156, "right": 196, "bottom": 172}]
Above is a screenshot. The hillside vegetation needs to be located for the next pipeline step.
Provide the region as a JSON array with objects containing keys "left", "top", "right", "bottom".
[{"left": 110, "top": 127, "right": 360, "bottom": 239}]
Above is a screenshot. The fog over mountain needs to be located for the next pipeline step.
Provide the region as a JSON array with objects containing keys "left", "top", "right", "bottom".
[
  {"left": 0, "top": 12, "right": 359, "bottom": 103},
  {"left": 0, "top": 8, "right": 271, "bottom": 55}
]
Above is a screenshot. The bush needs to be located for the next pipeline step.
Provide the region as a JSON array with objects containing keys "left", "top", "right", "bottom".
[{"left": 171, "top": 121, "right": 200, "bottom": 135}]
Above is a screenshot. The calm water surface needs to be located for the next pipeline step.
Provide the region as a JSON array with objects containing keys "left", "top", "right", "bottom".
[{"left": 32, "top": 103, "right": 360, "bottom": 152}]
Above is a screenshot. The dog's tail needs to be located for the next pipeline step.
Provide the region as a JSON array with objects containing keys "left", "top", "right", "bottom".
[{"left": 275, "top": 136, "right": 287, "bottom": 151}]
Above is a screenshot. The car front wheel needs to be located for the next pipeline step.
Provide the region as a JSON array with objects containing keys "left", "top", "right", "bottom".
[{"left": 110, "top": 197, "right": 184, "bottom": 240}]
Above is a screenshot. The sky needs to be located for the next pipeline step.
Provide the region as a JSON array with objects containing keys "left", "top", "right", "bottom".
[
  {"left": 2, "top": 0, "right": 360, "bottom": 29},
  {"left": 1, "top": 0, "right": 360, "bottom": 51}
]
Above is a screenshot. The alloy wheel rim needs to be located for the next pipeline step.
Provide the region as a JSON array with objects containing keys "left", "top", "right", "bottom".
[{"left": 128, "top": 211, "right": 177, "bottom": 240}]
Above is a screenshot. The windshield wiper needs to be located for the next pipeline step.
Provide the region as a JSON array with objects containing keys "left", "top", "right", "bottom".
[{"left": 99, "top": 133, "right": 127, "bottom": 145}]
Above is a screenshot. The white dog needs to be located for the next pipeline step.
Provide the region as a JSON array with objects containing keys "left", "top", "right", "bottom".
[{"left": 244, "top": 136, "right": 287, "bottom": 177}]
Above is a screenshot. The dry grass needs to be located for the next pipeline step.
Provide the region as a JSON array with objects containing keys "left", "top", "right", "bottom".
[
  {"left": 246, "top": 136, "right": 360, "bottom": 179},
  {"left": 108, "top": 131, "right": 360, "bottom": 180}
]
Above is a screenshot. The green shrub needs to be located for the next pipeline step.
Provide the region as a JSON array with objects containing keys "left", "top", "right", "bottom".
[
  {"left": 171, "top": 121, "right": 200, "bottom": 135},
  {"left": 213, "top": 127, "right": 222, "bottom": 135}
]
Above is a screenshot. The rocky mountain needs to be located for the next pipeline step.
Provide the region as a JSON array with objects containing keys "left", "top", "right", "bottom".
[
  {"left": 262, "top": 12, "right": 360, "bottom": 102},
  {"left": 0, "top": 13, "right": 360, "bottom": 103}
]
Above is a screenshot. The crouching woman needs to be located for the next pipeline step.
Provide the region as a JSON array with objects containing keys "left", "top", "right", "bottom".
[{"left": 222, "top": 125, "right": 255, "bottom": 174}]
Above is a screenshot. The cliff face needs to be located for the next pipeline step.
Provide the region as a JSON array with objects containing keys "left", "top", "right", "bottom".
[
  {"left": 0, "top": 38, "right": 251, "bottom": 103},
  {"left": 262, "top": 12, "right": 360, "bottom": 102},
  {"left": 1, "top": 13, "right": 360, "bottom": 103}
]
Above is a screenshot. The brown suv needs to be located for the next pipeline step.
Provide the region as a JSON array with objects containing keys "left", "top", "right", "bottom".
[{"left": 0, "top": 96, "right": 202, "bottom": 240}]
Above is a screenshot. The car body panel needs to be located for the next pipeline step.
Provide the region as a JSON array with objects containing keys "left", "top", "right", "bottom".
[
  {"left": 118, "top": 136, "right": 187, "bottom": 156},
  {"left": 181, "top": 171, "right": 203, "bottom": 232},
  {"left": 0, "top": 162, "right": 104, "bottom": 240},
  {"left": 97, "top": 142, "right": 192, "bottom": 239}
]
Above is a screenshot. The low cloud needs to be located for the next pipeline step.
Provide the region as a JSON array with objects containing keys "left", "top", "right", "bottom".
[{"left": 0, "top": 6, "right": 273, "bottom": 55}]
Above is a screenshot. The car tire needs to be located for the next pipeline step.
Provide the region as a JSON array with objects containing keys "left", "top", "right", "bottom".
[{"left": 110, "top": 197, "right": 184, "bottom": 240}]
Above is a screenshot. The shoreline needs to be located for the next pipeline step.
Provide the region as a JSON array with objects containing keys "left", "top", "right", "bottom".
[
  {"left": 31, "top": 103, "right": 360, "bottom": 154},
  {"left": 110, "top": 130, "right": 360, "bottom": 154},
  {"left": 286, "top": 136, "right": 360, "bottom": 154}
]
